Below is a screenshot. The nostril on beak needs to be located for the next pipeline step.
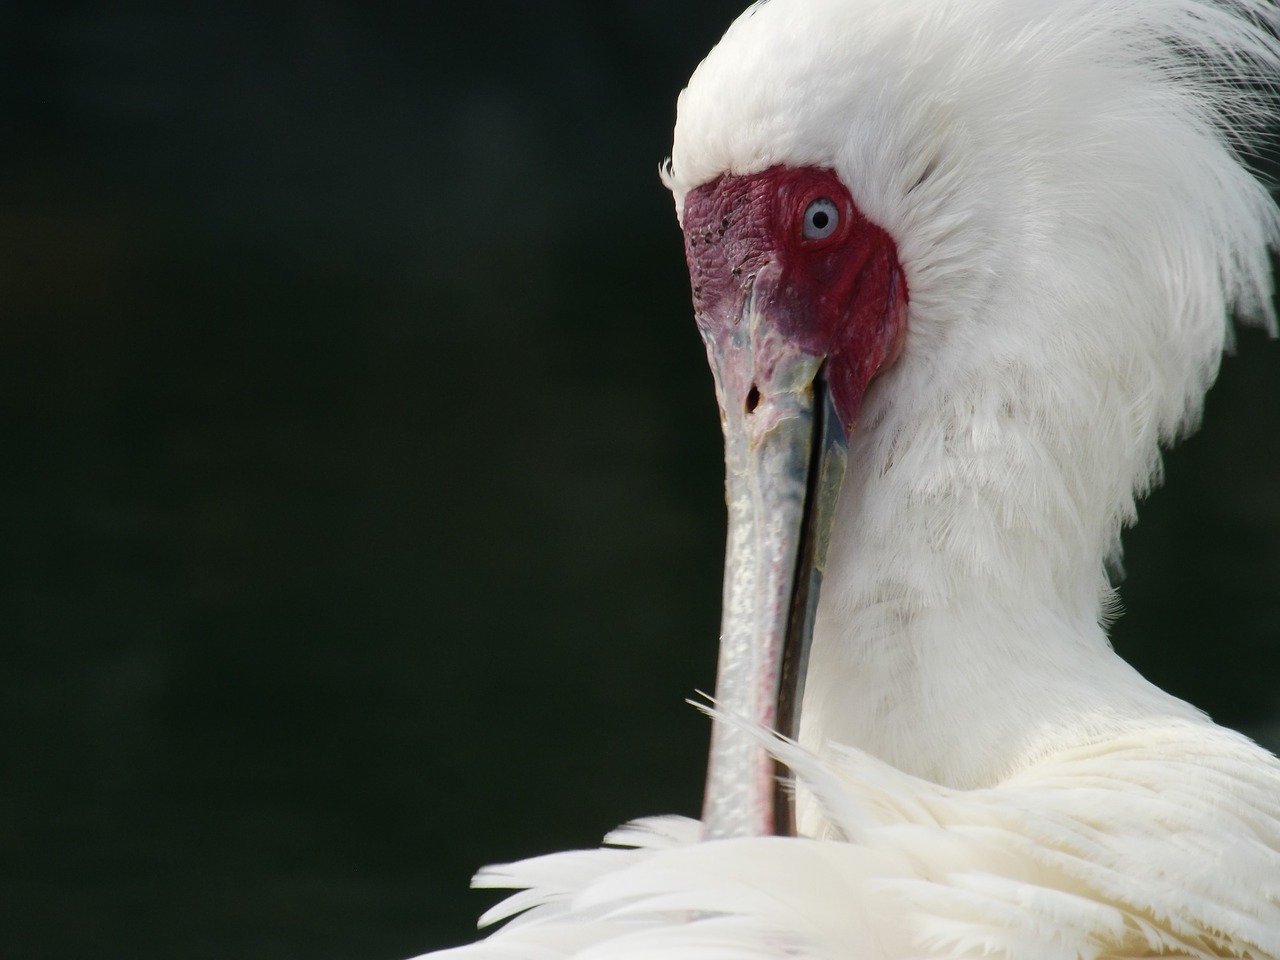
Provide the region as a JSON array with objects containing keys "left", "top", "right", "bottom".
[{"left": 745, "top": 384, "right": 760, "bottom": 414}]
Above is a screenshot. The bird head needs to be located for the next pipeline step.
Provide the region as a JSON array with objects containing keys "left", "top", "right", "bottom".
[
  {"left": 679, "top": 163, "right": 908, "bottom": 837},
  {"left": 665, "top": 0, "right": 1280, "bottom": 838}
]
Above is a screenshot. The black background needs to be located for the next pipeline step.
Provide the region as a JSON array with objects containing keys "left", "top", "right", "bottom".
[{"left": 2, "top": 4, "right": 1278, "bottom": 959}]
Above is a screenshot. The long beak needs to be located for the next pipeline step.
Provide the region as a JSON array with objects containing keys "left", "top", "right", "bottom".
[{"left": 700, "top": 264, "right": 848, "bottom": 840}]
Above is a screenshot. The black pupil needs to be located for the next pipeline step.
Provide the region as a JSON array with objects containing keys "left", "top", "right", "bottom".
[{"left": 811, "top": 209, "right": 829, "bottom": 230}]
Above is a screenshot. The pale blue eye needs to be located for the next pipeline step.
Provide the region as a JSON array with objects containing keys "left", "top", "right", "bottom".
[{"left": 802, "top": 198, "right": 839, "bottom": 240}]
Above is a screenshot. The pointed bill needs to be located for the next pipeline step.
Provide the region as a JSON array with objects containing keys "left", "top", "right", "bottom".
[{"left": 699, "top": 265, "right": 847, "bottom": 839}]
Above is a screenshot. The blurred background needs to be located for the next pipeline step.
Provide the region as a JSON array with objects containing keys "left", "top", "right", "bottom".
[{"left": 1, "top": 3, "right": 1277, "bottom": 959}]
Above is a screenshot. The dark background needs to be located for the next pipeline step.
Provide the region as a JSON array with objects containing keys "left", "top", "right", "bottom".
[{"left": 1, "top": 4, "right": 1277, "bottom": 959}]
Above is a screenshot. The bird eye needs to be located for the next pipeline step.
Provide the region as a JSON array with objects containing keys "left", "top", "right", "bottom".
[{"left": 802, "top": 197, "right": 840, "bottom": 241}]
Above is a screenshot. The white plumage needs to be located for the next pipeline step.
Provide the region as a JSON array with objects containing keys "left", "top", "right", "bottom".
[{"left": 421, "top": 1, "right": 1280, "bottom": 956}]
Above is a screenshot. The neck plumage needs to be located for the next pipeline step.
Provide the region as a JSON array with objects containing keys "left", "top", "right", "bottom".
[{"left": 798, "top": 349, "right": 1205, "bottom": 795}]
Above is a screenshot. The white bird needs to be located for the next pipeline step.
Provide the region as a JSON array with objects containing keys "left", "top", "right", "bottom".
[{"left": 420, "top": 1, "right": 1280, "bottom": 957}]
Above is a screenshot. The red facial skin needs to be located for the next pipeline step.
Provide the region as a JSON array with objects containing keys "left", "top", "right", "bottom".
[{"left": 683, "top": 166, "right": 908, "bottom": 433}]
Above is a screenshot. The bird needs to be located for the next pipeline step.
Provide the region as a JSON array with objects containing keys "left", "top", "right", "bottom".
[{"left": 418, "top": 0, "right": 1280, "bottom": 956}]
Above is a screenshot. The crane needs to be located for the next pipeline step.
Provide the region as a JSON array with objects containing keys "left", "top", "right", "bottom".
[{"left": 419, "top": 0, "right": 1280, "bottom": 956}]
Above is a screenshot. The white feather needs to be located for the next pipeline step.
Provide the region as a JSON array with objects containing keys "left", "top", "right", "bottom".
[
  {"left": 419, "top": 721, "right": 1280, "bottom": 959},
  {"left": 421, "top": 0, "right": 1280, "bottom": 956}
]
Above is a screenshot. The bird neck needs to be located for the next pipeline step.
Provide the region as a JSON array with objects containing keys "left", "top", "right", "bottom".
[{"left": 799, "top": 359, "right": 1203, "bottom": 791}]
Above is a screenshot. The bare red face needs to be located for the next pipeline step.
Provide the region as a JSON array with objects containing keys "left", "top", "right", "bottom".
[{"left": 683, "top": 165, "right": 907, "bottom": 433}]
